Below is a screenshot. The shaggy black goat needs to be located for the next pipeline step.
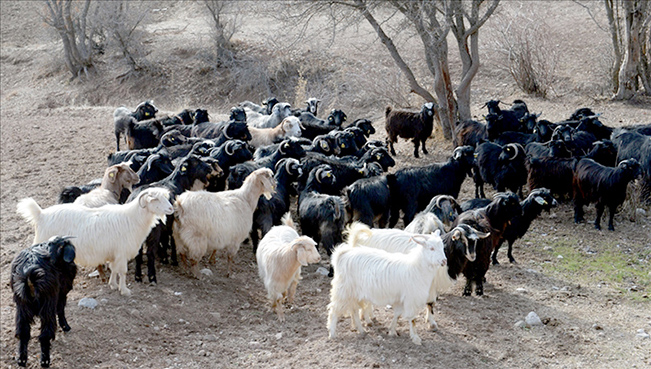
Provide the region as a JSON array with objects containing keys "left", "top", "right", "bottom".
[
  {"left": 250, "top": 158, "right": 303, "bottom": 251},
  {"left": 453, "top": 192, "right": 522, "bottom": 296},
  {"left": 227, "top": 137, "right": 306, "bottom": 190},
  {"left": 573, "top": 158, "right": 641, "bottom": 231},
  {"left": 484, "top": 100, "right": 524, "bottom": 140},
  {"left": 525, "top": 139, "right": 571, "bottom": 159},
  {"left": 344, "top": 175, "right": 391, "bottom": 228},
  {"left": 206, "top": 140, "right": 254, "bottom": 192},
  {"left": 455, "top": 119, "right": 487, "bottom": 148},
  {"left": 387, "top": 145, "right": 475, "bottom": 227},
  {"left": 11, "top": 236, "right": 77, "bottom": 368},
  {"left": 345, "top": 118, "right": 376, "bottom": 137},
  {"left": 612, "top": 128, "right": 651, "bottom": 201},
  {"left": 113, "top": 100, "right": 158, "bottom": 151},
  {"left": 474, "top": 142, "right": 527, "bottom": 198},
  {"left": 385, "top": 102, "right": 436, "bottom": 158},
  {"left": 298, "top": 165, "right": 346, "bottom": 276},
  {"left": 298, "top": 109, "right": 346, "bottom": 140}
]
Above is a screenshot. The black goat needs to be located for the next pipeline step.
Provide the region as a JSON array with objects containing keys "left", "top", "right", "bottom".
[
  {"left": 298, "top": 109, "right": 346, "bottom": 140},
  {"left": 250, "top": 158, "right": 303, "bottom": 251},
  {"left": 573, "top": 158, "right": 641, "bottom": 231},
  {"left": 455, "top": 119, "right": 487, "bottom": 148},
  {"left": 344, "top": 175, "right": 391, "bottom": 228},
  {"left": 525, "top": 139, "right": 571, "bottom": 159},
  {"left": 612, "top": 128, "right": 651, "bottom": 201},
  {"left": 228, "top": 137, "right": 305, "bottom": 190},
  {"left": 11, "top": 236, "right": 77, "bottom": 368},
  {"left": 125, "top": 117, "right": 165, "bottom": 150},
  {"left": 453, "top": 192, "right": 522, "bottom": 296},
  {"left": 387, "top": 145, "right": 475, "bottom": 227},
  {"left": 385, "top": 102, "right": 436, "bottom": 158},
  {"left": 345, "top": 118, "right": 375, "bottom": 137},
  {"left": 298, "top": 165, "right": 346, "bottom": 276},
  {"left": 484, "top": 100, "right": 524, "bottom": 140},
  {"left": 206, "top": 140, "right": 254, "bottom": 192},
  {"left": 474, "top": 142, "right": 527, "bottom": 198},
  {"left": 491, "top": 188, "right": 557, "bottom": 264},
  {"left": 113, "top": 100, "right": 158, "bottom": 151}
]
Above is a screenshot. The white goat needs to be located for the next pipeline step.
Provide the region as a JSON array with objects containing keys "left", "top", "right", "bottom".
[
  {"left": 17, "top": 187, "right": 173, "bottom": 296},
  {"left": 74, "top": 162, "right": 140, "bottom": 208},
  {"left": 248, "top": 116, "right": 303, "bottom": 148},
  {"left": 247, "top": 102, "right": 292, "bottom": 128},
  {"left": 256, "top": 213, "right": 320, "bottom": 321},
  {"left": 346, "top": 222, "right": 455, "bottom": 331},
  {"left": 173, "top": 168, "right": 276, "bottom": 278},
  {"left": 327, "top": 226, "right": 447, "bottom": 345}
]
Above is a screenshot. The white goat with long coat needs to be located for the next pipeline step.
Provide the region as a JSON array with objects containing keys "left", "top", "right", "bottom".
[
  {"left": 17, "top": 187, "right": 173, "bottom": 296},
  {"left": 327, "top": 227, "right": 447, "bottom": 345},
  {"left": 173, "top": 168, "right": 276, "bottom": 278},
  {"left": 256, "top": 213, "right": 320, "bottom": 321}
]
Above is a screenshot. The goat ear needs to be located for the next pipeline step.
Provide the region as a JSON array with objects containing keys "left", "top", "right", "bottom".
[
  {"left": 410, "top": 235, "right": 427, "bottom": 247},
  {"left": 107, "top": 167, "right": 118, "bottom": 183},
  {"left": 62, "top": 244, "right": 76, "bottom": 263},
  {"left": 295, "top": 244, "right": 308, "bottom": 266},
  {"left": 534, "top": 196, "right": 547, "bottom": 206}
]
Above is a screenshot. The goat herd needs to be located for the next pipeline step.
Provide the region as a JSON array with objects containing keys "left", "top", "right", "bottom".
[{"left": 10, "top": 96, "right": 651, "bottom": 366}]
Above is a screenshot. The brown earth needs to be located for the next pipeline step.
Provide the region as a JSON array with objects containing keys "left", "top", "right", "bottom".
[{"left": 1, "top": 1, "right": 650, "bottom": 368}]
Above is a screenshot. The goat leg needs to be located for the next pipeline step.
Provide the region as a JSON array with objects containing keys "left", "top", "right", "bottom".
[
  {"left": 607, "top": 205, "right": 616, "bottom": 231},
  {"left": 507, "top": 240, "right": 517, "bottom": 264},
  {"left": 16, "top": 313, "right": 30, "bottom": 367},
  {"left": 97, "top": 264, "right": 108, "bottom": 283},
  {"left": 134, "top": 247, "right": 144, "bottom": 283},
  {"left": 594, "top": 203, "right": 604, "bottom": 230}
]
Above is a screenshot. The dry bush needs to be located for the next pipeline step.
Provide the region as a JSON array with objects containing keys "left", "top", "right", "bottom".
[{"left": 490, "top": 7, "right": 559, "bottom": 98}]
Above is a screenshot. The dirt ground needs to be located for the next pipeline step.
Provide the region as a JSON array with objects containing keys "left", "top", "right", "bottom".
[{"left": 1, "top": 1, "right": 650, "bottom": 368}]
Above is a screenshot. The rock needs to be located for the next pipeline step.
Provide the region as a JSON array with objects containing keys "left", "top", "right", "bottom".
[
  {"left": 514, "top": 320, "right": 527, "bottom": 329},
  {"left": 592, "top": 324, "right": 603, "bottom": 330},
  {"left": 525, "top": 312, "right": 543, "bottom": 327},
  {"left": 557, "top": 255, "right": 563, "bottom": 259},
  {"left": 78, "top": 297, "right": 98, "bottom": 309},
  {"left": 88, "top": 270, "right": 100, "bottom": 278},
  {"left": 275, "top": 332, "right": 283, "bottom": 340},
  {"left": 316, "top": 267, "right": 329, "bottom": 276},
  {"left": 200, "top": 268, "right": 213, "bottom": 276},
  {"left": 636, "top": 208, "right": 646, "bottom": 217},
  {"left": 174, "top": 291, "right": 183, "bottom": 296},
  {"left": 516, "top": 288, "right": 527, "bottom": 294},
  {"left": 636, "top": 331, "right": 649, "bottom": 340}
]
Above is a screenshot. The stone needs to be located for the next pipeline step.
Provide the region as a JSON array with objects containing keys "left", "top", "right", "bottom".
[
  {"left": 200, "top": 268, "right": 213, "bottom": 276},
  {"left": 78, "top": 297, "right": 98, "bottom": 309},
  {"left": 316, "top": 267, "right": 329, "bottom": 276},
  {"left": 525, "top": 312, "right": 543, "bottom": 327}
]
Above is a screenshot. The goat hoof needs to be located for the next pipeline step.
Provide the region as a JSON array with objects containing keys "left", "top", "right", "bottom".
[
  {"left": 608, "top": 226, "right": 615, "bottom": 231},
  {"left": 509, "top": 258, "right": 517, "bottom": 264},
  {"left": 40, "top": 356, "right": 50, "bottom": 368},
  {"left": 61, "top": 323, "right": 71, "bottom": 332},
  {"left": 135, "top": 275, "right": 143, "bottom": 283},
  {"left": 462, "top": 290, "right": 472, "bottom": 297},
  {"left": 594, "top": 224, "right": 601, "bottom": 230},
  {"left": 17, "top": 357, "right": 27, "bottom": 367},
  {"left": 492, "top": 259, "right": 499, "bottom": 265},
  {"left": 171, "top": 260, "right": 179, "bottom": 267}
]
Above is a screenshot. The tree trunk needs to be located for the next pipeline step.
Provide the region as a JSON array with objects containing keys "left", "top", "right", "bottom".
[
  {"left": 604, "top": 0, "right": 622, "bottom": 92},
  {"left": 614, "top": 0, "right": 647, "bottom": 99}
]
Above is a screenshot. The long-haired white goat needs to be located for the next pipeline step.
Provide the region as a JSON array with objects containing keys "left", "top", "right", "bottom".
[
  {"left": 327, "top": 225, "right": 447, "bottom": 345},
  {"left": 17, "top": 187, "right": 173, "bottom": 296},
  {"left": 173, "top": 168, "right": 276, "bottom": 278},
  {"left": 248, "top": 116, "right": 303, "bottom": 148},
  {"left": 256, "top": 213, "right": 320, "bottom": 321}
]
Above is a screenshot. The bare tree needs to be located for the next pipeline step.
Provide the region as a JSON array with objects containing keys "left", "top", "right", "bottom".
[
  {"left": 287, "top": 0, "right": 498, "bottom": 141},
  {"left": 203, "top": 0, "right": 239, "bottom": 66},
  {"left": 101, "top": 1, "right": 151, "bottom": 77},
  {"left": 40, "top": 0, "right": 103, "bottom": 80}
]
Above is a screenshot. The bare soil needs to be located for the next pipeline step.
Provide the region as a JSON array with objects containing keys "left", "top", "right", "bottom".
[{"left": 1, "top": 1, "right": 650, "bottom": 368}]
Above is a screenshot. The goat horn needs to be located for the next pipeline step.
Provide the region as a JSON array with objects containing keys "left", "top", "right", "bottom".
[
  {"left": 508, "top": 144, "right": 520, "bottom": 161},
  {"left": 223, "top": 125, "right": 233, "bottom": 140},
  {"left": 315, "top": 168, "right": 324, "bottom": 184},
  {"left": 225, "top": 141, "right": 235, "bottom": 156},
  {"left": 435, "top": 195, "right": 450, "bottom": 209},
  {"left": 278, "top": 142, "right": 287, "bottom": 155}
]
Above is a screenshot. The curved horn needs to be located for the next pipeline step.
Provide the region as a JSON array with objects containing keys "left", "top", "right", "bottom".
[
  {"left": 315, "top": 167, "right": 324, "bottom": 184},
  {"left": 138, "top": 192, "right": 148, "bottom": 208},
  {"left": 285, "top": 158, "right": 297, "bottom": 176},
  {"left": 278, "top": 141, "right": 287, "bottom": 155},
  {"left": 435, "top": 195, "right": 451, "bottom": 210},
  {"left": 224, "top": 141, "right": 235, "bottom": 156},
  {"left": 452, "top": 147, "right": 464, "bottom": 160},
  {"left": 222, "top": 124, "right": 233, "bottom": 140},
  {"left": 507, "top": 143, "right": 520, "bottom": 161}
]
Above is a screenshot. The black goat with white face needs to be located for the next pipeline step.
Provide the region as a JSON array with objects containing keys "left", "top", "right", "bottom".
[
  {"left": 11, "top": 236, "right": 77, "bottom": 368},
  {"left": 453, "top": 192, "right": 523, "bottom": 296}
]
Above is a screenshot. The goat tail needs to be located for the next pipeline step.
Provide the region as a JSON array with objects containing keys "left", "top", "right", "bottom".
[
  {"left": 344, "top": 221, "right": 372, "bottom": 247},
  {"left": 385, "top": 106, "right": 392, "bottom": 117},
  {"left": 16, "top": 198, "right": 42, "bottom": 226},
  {"left": 12, "top": 265, "right": 44, "bottom": 302},
  {"left": 280, "top": 212, "right": 295, "bottom": 229}
]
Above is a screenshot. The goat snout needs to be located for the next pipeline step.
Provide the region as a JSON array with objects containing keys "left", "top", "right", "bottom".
[{"left": 440, "top": 258, "right": 447, "bottom": 267}]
